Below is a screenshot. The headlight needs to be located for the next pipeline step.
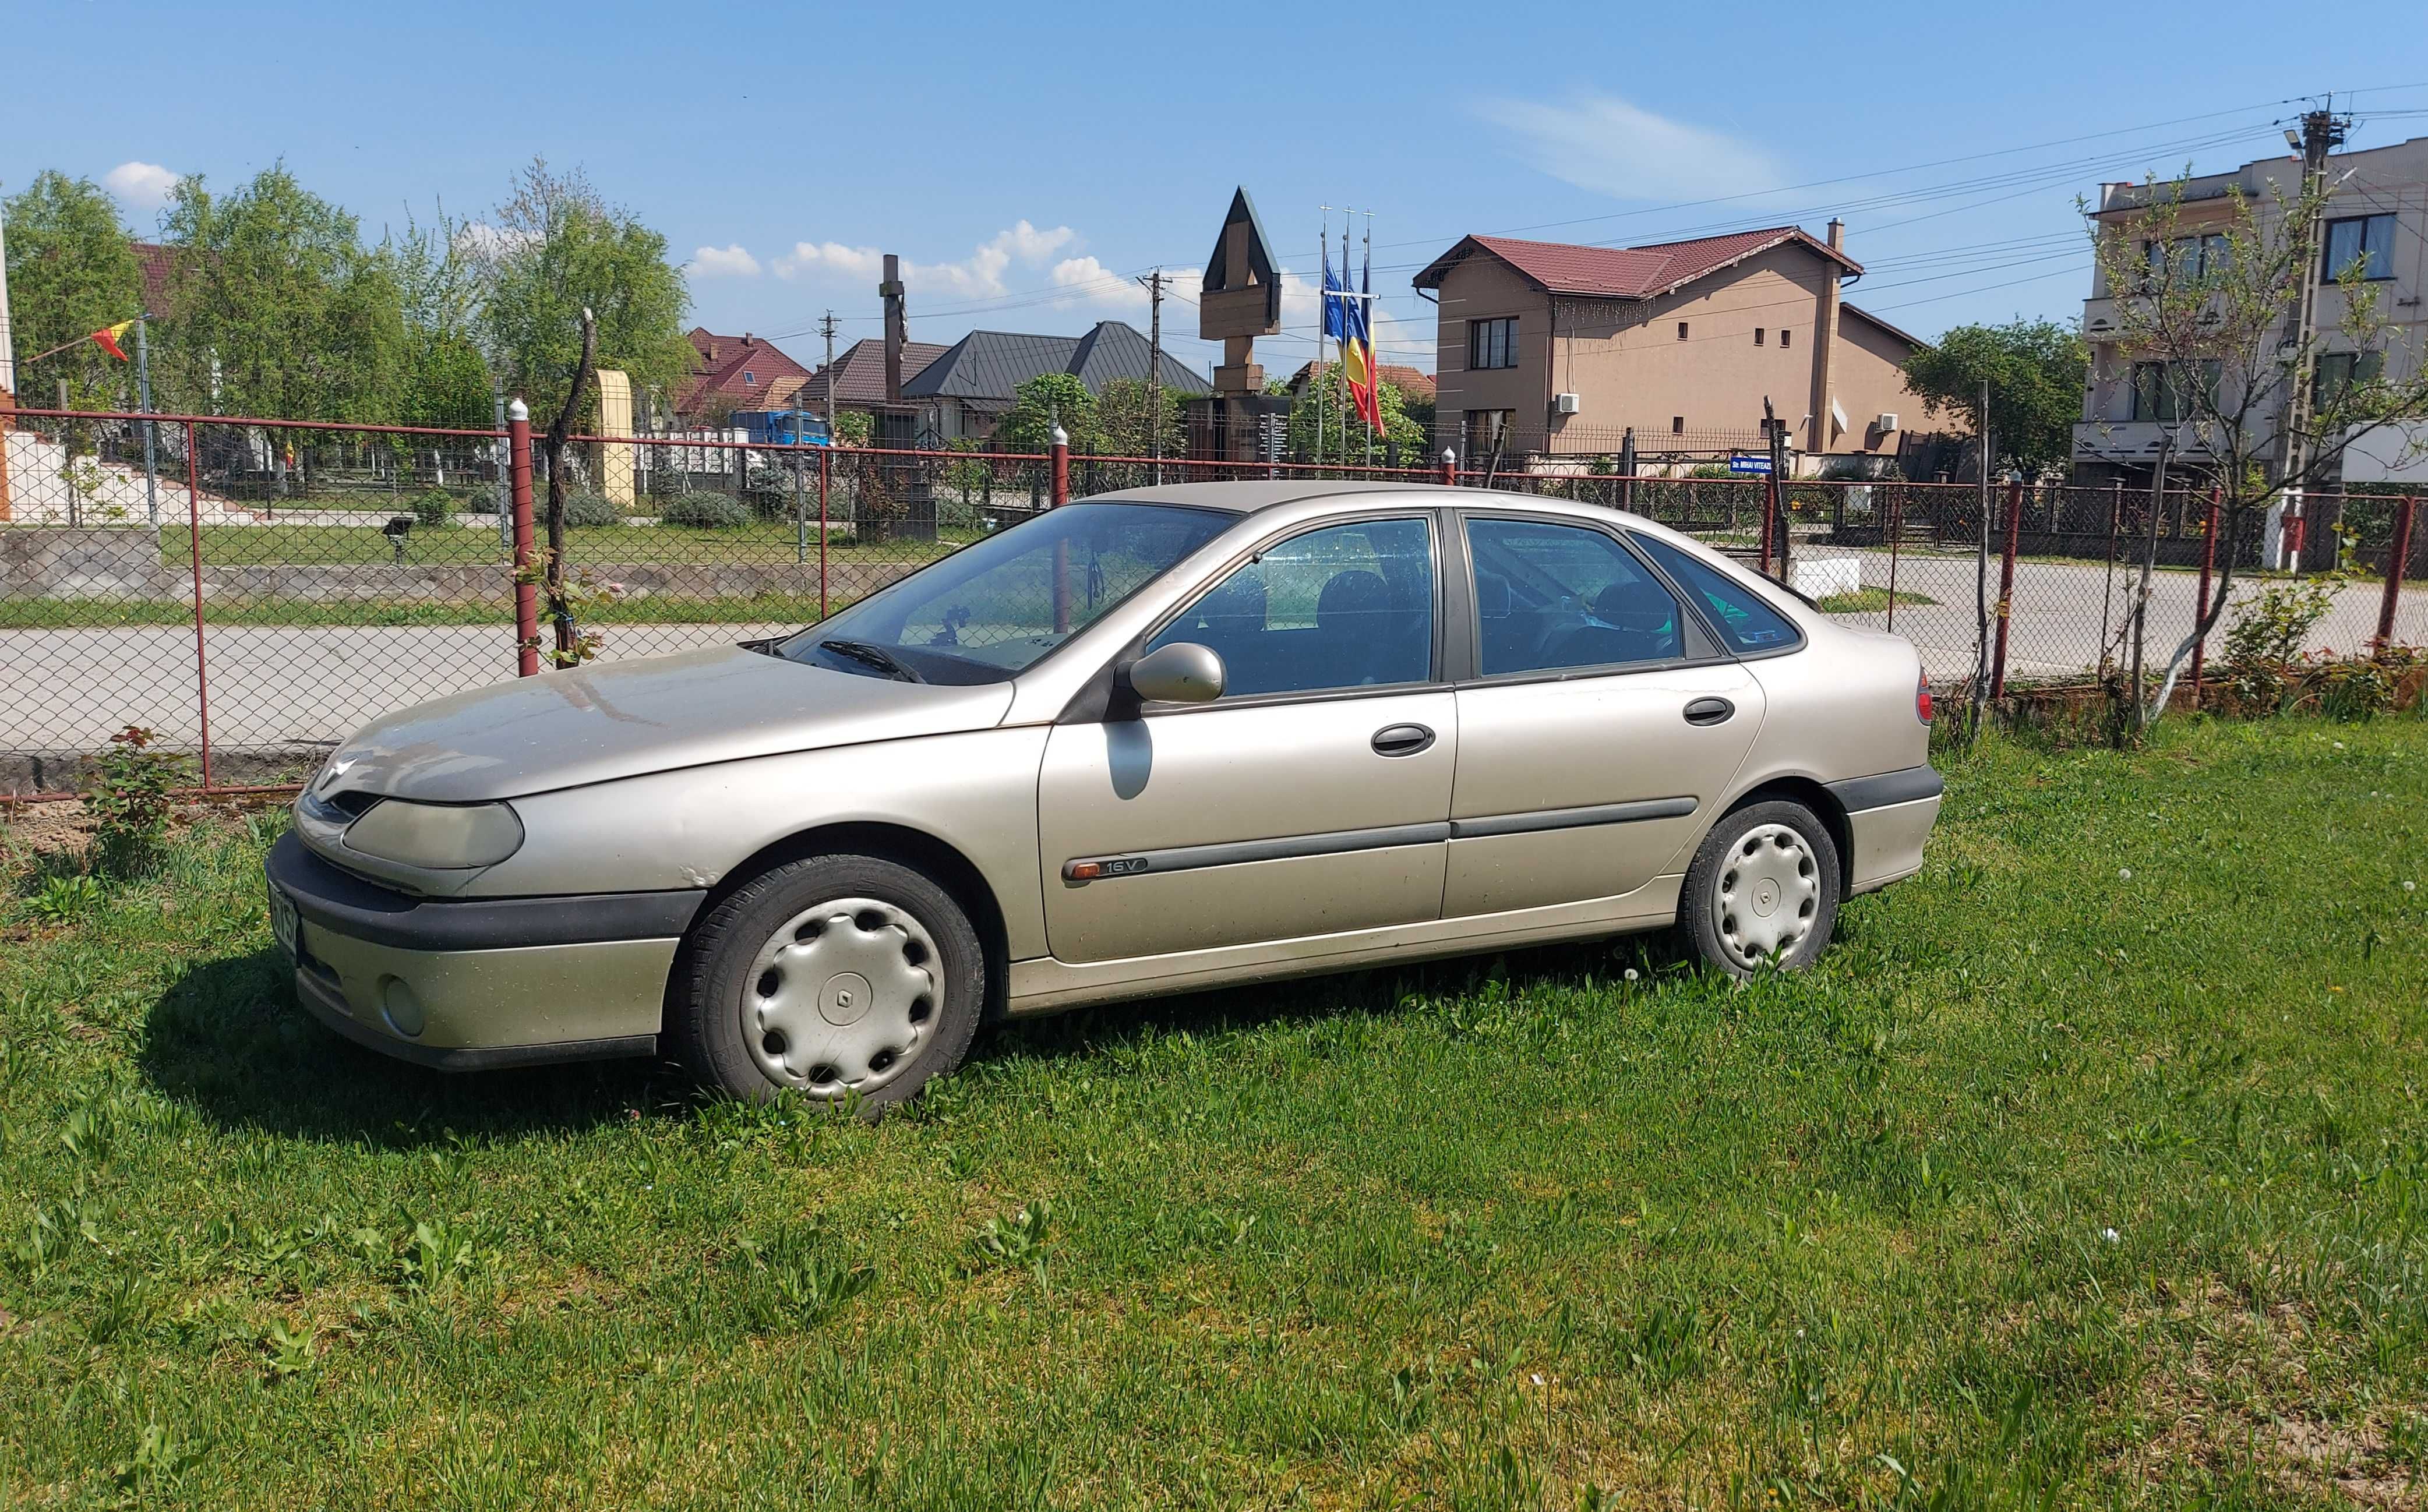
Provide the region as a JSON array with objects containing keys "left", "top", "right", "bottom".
[{"left": 341, "top": 800, "right": 525, "bottom": 870}]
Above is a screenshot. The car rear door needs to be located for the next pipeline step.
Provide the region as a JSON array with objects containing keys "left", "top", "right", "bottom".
[
  {"left": 1036, "top": 511, "right": 1456, "bottom": 965},
  {"left": 1444, "top": 513, "right": 1766, "bottom": 917}
]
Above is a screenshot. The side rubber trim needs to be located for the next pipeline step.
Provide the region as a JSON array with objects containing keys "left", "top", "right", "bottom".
[
  {"left": 1060, "top": 797, "right": 1700, "bottom": 883},
  {"left": 267, "top": 831, "right": 704, "bottom": 952},
  {"left": 1826, "top": 765, "right": 1945, "bottom": 813},
  {"left": 292, "top": 967, "right": 657, "bottom": 1071},
  {"left": 1449, "top": 796, "right": 1697, "bottom": 839}
]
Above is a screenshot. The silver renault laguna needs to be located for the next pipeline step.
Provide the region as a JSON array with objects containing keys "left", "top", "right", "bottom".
[{"left": 266, "top": 481, "right": 1940, "bottom": 1108}]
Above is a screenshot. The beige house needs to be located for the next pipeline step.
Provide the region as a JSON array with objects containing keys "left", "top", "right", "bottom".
[
  {"left": 1413, "top": 224, "right": 1923, "bottom": 469},
  {"left": 2074, "top": 132, "right": 2428, "bottom": 489}
]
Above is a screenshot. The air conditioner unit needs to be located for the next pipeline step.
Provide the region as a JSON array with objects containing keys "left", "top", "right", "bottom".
[
  {"left": 1875, "top": 412, "right": 1900, "bottom": 432},
  {"left": 1552, "top": 392, "right": 1580, "bottom": 416}
]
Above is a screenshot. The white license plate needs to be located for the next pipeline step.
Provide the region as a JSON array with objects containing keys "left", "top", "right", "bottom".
[{"left": 268, "top": 885, "right": 301, "bottom": 957}]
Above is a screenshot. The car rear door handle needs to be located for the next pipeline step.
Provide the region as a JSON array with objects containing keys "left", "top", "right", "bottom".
[
  {"left": 1683, "top": 697, "right": 1735, "bottom": 726},
  {"left": 1371, "top": 723, "right": 1436, "bottom": 757}
]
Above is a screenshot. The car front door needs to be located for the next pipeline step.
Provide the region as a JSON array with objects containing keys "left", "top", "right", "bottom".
[
  {"left": 1444, "top": 514, "right": 1767, "bottom": 917},
  {"left": 1037, "top": 513, "right": 1457, "bottom": 965}
]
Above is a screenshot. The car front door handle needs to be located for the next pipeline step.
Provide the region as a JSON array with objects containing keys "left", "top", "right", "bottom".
[
  {"left": 1683, "top": 697, "right": 1735, "bottom": 726},
  {"left": 1371, "top": 723, "right": 1437, "bottom": 757}
]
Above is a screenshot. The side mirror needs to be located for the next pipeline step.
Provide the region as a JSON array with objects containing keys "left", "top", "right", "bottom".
[{"left": 1123, "top": 642, "right": 1225, "bottom": 705}]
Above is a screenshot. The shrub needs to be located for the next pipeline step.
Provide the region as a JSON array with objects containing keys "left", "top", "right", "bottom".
[
  {"left": 558, "top": 492, "right": 624, "bottom": 528},
  {"left": 84, "top": 726, "right": 186, "bottom": 879},
  {"left": 2222, "top": 580, "right": 2334, "bottom": 712},
  {"left": 661, "top": 491, "right": 748, "bottom": 529},
  {"left": 409, "top": 488, "right": 457, "bottom": 528},
  {"left": 744, "top": 465, "right": 802, "bottom": 522}
]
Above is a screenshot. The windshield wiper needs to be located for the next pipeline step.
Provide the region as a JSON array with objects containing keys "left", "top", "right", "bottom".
[{"left": 816, "top": 638, "right": 923, "bottom": 683}]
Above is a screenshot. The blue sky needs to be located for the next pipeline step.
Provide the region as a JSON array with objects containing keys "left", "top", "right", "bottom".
[{"left": 10, "top": 0, "right": 2428, "bottom": 382}]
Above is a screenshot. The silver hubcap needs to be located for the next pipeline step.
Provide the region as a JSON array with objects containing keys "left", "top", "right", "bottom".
[
  {"left": 1712, "top": 822, "right": 1821, "bottom": 969},
  {"left": 742, "top": 896, "right": 941, "bottom": 1097}
]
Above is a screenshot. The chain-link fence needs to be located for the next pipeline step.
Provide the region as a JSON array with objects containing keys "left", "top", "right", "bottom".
[{"left": 3, "top": 406, "right": 2420, "bottom": 795}]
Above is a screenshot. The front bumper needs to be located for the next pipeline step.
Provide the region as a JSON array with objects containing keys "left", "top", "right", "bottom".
[{"left": 264, "top": 831, "right": 703, "bottom": 1070}]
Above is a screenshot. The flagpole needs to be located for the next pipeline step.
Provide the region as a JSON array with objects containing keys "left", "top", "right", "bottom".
[
  {"left": 1314, "top": 206, "right": 1328, "bottom": 472},
  {"left": 1362, "top": 211, "right": 1375, "bottom": 467},
  {"left": 136, "top": 312, "right": 158, "bottom": 525},
  {"left": 1336, "top": 216, "right": 1350, "bottom": 470}
]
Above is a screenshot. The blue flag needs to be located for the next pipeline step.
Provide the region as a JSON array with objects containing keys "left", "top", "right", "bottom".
[{"left": 1321, "top": 242, "right": 1347, "bottom": 343}]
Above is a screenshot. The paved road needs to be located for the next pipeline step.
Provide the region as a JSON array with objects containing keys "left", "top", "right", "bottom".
[{"left": 6, "top": 557, "right": 2421, "bottom": 755}]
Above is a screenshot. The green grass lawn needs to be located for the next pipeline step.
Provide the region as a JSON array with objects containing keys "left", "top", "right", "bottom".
[
  {"left": 3, "top": 718, "right": 2426, "bottom": 1508},
  {"left": 1815, "top": 588, "right": 1938, "bottom": 614},
  {"left": 0, "top": 593, "right": 857, "bottom": 631},
  {"left": 168, "top": 522, "right": 984, "bottom": 568}
]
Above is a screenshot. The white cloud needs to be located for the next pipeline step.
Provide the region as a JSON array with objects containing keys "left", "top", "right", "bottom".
[
  {"left": 773, "top": 219, "right": 1078, "bottom": 301},
  {"left": 1473, "top": 93, "right": 1781, "bottom": 202},
  {"left": 103, "top": 161, "right": 179, "bottom": 213},
  {"left": 1049, "top": 255, "right": 1146, "bottom": 308},
  {"left": 689, "top": 243, "right": 761, "bottom": 278},
  {"left": 451, "top": 221, "right": 537, "bottom": 260}
]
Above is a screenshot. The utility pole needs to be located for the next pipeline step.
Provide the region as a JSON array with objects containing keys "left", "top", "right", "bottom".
[
  {"left": 1136, "top": 268, "right": 1167, "bottom": 482},
  {"left": 2270, "top": 103, "right": 2349, "bottom": 574},
  {"left": 819, "top": 311, "right": 838, "bottom": 443}
]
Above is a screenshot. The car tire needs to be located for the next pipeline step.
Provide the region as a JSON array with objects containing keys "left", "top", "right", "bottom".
[
  {"left": 670, "top": 853, "right": 986, "bottom": 1112},
  {"left": 1679, "top": 799, "right": 1841, "bottom": 979}
]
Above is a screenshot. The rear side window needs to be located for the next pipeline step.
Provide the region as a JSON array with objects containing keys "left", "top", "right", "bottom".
[{"left": 1629, "top": 534, "right": 1802, "bottom": 655}]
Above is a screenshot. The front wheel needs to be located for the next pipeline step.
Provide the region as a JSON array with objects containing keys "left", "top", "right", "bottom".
[
  {"left": 671, "top": 853, "right": 986, "bottom": 1111},
  {"left": 1680, "top": 800, "right": 1841, "bottom": 978}
]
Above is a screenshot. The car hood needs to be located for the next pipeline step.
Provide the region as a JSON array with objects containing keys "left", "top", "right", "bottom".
[{"left": 315, "top": 646, "right": 1016, "bottom": 803}]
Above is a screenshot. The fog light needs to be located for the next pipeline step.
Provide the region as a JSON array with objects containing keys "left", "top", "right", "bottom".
[{"left": 380, "top": 977, "right": 426, "bottom": 1038}]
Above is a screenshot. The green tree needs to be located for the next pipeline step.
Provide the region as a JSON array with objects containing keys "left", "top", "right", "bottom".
[
  {"left": 1282, "top": 365, "right": 1425, "bottom": 465},
  {"left": 1898, "top": 319, "right": 2087, "bottom": 480},
  {"left": 157, "top": 164, "right": 406, "bottom": 422},
  {"left": 390, "top": 210, "right": 495, "bottom": 428},
  {"left": 1095, "top": 376, "right": 1181, "bottom": 458},
  {"left": 995, "top": 372, "right": 1100, "bottom": 455},
  {"left": 1, "top": 171, "right": 142, "bottom": 409},
  {"left": 468, "top": 159, "right": 690, "bottom": 428}
]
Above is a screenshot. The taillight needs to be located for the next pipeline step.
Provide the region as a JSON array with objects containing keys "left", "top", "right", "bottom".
[{"left": 1916, "top": 673, "right": 1935, "bottom": 724}]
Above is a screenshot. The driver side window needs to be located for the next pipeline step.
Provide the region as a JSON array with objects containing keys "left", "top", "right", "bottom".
[{"left": 1145, "top": 517, "right": 1435, "bottom": 697}]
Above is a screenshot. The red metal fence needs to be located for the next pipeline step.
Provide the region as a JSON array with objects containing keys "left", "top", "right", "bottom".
[{"left": 3, "top": 406, "right": 2422, "bottom": 797}]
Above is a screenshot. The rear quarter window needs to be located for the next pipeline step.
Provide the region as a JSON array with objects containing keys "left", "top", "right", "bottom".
[{"left": 1629, "top": 534, "right": 1803, "bottom": 655}]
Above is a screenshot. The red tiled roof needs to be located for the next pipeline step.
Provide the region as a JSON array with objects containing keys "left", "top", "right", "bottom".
[
  {"left": 132, "top": 242, "right": 180, "bottom": 316},
  {"left": 801, "top": 338, "right": 951, "bottom": 409},
  {"left": 1413, "top": 227, "right": 1861, "bottom": 299},
  {"left": 678, "top": 327, "right": 817, "bottom": 416},
  {"left": 1286, "top": 360, "right": 1437, "bottom": 401}
]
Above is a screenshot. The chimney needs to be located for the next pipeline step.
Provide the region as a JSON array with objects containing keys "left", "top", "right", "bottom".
[
  {"left": 880, "top": 253, "right": 907, "bottom": 403},
  {"left": 1826, "top": 218, "right": 1844, "bottom": 251},
  {"left": 1809, "top": 221, "right": 1845, "bottom": 454}
]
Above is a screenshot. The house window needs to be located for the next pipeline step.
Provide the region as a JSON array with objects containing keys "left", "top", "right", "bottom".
[
  {"left": 1677, "top": 322, "right": 1689, "bottom": 341},
  {"left": 2142, "top": 234, "right": 2232, "bottom": 285},
  {"left": 1671, "top": 416, "right": 1685, "bottom": 435},
  {"left": 2130, "top": 359, "right": 2221, "bottom": 422},
  {"left": 744, "top": 370, "right": 757, "bottom": 386},
  {"left": 2313, "top": 351, "right": 2385, "bottom": 407},
  {"left": 2324, "top": 214, "right": 2397, "bottom": 281},
  {"left": 1779, "top": 328, "right": 1791, "bottom": 349},
  {"left": 1468, "top": 317, "right": 1518, "bottom": 370},
  {"left": 1753, "top": 328, "right": 1765, "bottom": 346},
  {"left": 1463, "top": 408, "right": 1517, "bottom": 457}
]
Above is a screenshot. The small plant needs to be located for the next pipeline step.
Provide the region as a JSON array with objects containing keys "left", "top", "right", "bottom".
[
  {"left": 408, "top": 487, "right": 457, "bottom": 528},
  {"left": 733, "top": 1225, "right": 874, "bottom": 1333},
  {"left": 25, "top": 873, "right": 107, "bottom": 924},
  {"left": 511, "top": 548, "right": 627, "bottom": 667},
  {"left": 2221, "top": 579, "right": 2335, "bottom": 713},
  {"left": 559, "top": 490, "right": 624, "bottom": 528},
  {"left": 262, "top": 1319, "right": 317, "bottom": 1380},
  {"left": 969, "top": 1197, "right": 1053, "bottom": 1291},
  {"left": 83, "top": 726, "right": 186, "bottom": 879},
  {"left": 661, "top": 491, "right": 748, "bottom": 529}
]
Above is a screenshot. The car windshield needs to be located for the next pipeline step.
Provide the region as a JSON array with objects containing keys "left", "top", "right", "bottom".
[{"left": 776, "top": 503, "right": 1234, "bottom": 683}]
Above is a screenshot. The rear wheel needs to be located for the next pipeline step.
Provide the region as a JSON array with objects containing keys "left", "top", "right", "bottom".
[
  {"left": 1680, "top": 800, "right": 1841, "bottom": 977},
  {"left": 672, "top": 853, "right": 985, "bottom": 1111}
]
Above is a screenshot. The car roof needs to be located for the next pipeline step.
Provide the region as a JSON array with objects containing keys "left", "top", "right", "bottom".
[{"left": 1081, "top": 479, "right": 1442, "bottom": 513}]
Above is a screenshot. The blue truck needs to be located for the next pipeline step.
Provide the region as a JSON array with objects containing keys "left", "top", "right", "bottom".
[{"left": 735, "top": 409, "right": 835, "bottom": 447}]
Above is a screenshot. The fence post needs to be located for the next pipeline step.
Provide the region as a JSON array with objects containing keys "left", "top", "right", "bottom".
[
  {"left": 1759, "top": 472, "right": 1778, "bottom": 579},
  {"left": 2191, "top": 488, "right": 2221, "bottom": 702},
  {"left": 1050, "top": 425, "right": 1070, "bottom": 510},
  {"left": 1989, "top": 475, "right": 2023, "bottom": 698},
  {"left": 185, "top": 421, "right": 213, "bottom": 790},
  {"left": 2377, "top": 495, "right": 2418, "bottom": 653},
  {"left": 509, "top": 398, "right": 538, "bottom": 677},
  {"left": 818, "top": 448, "right": 831, "bottom": 621},
  {"left": 1440, "top": 447, "right": 1457, "bottom": 487},
  {"left": 1885, "top": 490, "right": 1903, "bottom": 634}
]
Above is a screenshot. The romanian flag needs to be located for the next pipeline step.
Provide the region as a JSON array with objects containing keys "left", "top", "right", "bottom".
[
  {"left": 1342, "top": 238, "right": 1382, "bottom": 431},
  {"left": 91, "top": 320, "right": 135, "bottom": 362}
]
